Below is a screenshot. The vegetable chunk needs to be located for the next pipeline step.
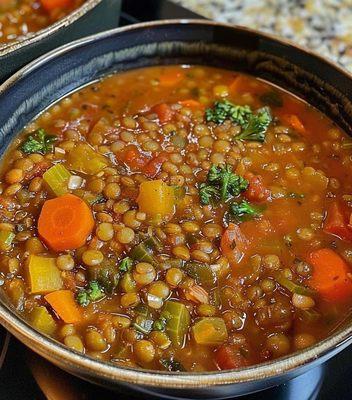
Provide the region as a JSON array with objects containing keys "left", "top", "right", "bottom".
[
  {"left": 27, "top": 255, "right": 63, "bottom": 294},
  {"left": 137, "top": 180, "right": 175, "bottom": 217},
  {"left": 38, "top": 193, "right": 94, "bottom": 251},
  {"left": 308, "top": 248, "right": 352, "bottom": 302},
  {"left": 45, "top": 290, "right": 82, "bottom": 324},
  {"left": 163, "top": 300, "right": 190, "bottom": 347},
  {"left": 67, "top": 143, "right": 107, "bottom": 175},
  {"left": 30, "top": 306, "right": 57, "bottom": 335},
  {"left": 192, "top": 317, "right": 228, "bottom": 346}
]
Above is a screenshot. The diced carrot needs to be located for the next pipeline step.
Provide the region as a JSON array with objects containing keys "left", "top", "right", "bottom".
[
  {"left": 229, "top": 75, "right": 250, "bottom": 94},
  {"left": 158, "top": 69, "right": 184, "bottom": 87},
  {"left": 117, "top": 144, "right": 149, "bottom": 171},
  {"left": 152, "top": 103, "right": 174, "bottom": 123},
  {"left": 45, "top": 290, "right": 81, "bottom": 324},
  {"left": 308, "top": 248, "right": 352, "bottom": 302},
  {"left": 143, "top": 152, "right": 168, "bottom": 178},
  {"left": 244, "top": 172, "right": 270, "bottom": 202},
  {"left": 40, "top": 0, "right": 72, "bottom": 11},
  {"left": 178, "top": 99, "right": 202, "bottom": 108},
  {"left": 220, "top": 223, "right": 248, "bottom": 267},
  {"left": 38, "top": 193, "right": 94, "bottom": 251},
  {"left": 215, "top": 345, "right": 249, "bottom": 370},
  {"left": 281, "top": 114, "right": 305, "bottom": 134},
  {"left": 323, "top": 201, "right": 352, "bottom": 241}
]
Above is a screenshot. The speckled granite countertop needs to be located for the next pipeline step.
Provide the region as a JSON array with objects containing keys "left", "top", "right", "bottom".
[{"left": 173, "top": 0, "right": 352, "bottom": 71}]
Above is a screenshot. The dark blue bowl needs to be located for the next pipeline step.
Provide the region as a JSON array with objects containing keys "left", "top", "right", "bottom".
[
  {"left": 0, "top": 20, "right": 352, "bottom": 400},
  {"left": 0, "top": 0, "right": 121, "bottom": 82}
]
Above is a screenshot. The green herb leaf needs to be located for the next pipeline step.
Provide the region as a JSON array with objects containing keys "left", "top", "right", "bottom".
[
  {"left": 119, "top": 257, "right": 133, "bottom": 273},
  {"left": 76, "top": 281, "right": 105, "bottom": 307},
  {"left": 235, "top": 107, "right": 272, "bottom": 142},
  {"left": 153, "top": 317, "right": 167, "bottom": 331},
  {"left": 205, "top": 101, "right": 252, "bottom": 125},
  {"left": 207, "top": 164, "right": 248, "bottom": 201},
  {"left": 229, "top": 200, "right": 265, "bottom": 222},
  {"left": 20, "top": 128, "right": 57, "bottom": 154},
  {"left": 160, "top": 358, "right": 186, "bottom": 372},
  {"left": 199, "top": 183, "right": 220, "bottom": 205}
]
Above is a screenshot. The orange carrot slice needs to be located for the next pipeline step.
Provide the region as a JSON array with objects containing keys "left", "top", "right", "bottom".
[
  {"left": 45, "top": 290, "right": 81, "bottom": 324},
  {"left": 281, "top": 114, "right": 305, "bottom": 134},
  {"left": 308, "top": 248, "right": 352, "bottom": 302},
  {"left": 38, "top": 193, "right": 94, "bottom": 251}
]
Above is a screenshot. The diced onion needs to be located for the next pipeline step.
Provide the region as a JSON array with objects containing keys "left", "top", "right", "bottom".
[{"left": 68, "top": 175, "right": 84, "bottom": 190}]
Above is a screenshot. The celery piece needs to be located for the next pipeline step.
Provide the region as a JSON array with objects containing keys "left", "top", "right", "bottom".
[
  {"left": 163, "top": 300, "right": 190, "bottom": 347},
  {"left": 192, "top": 317, "right": 228, "bottom": 346},
  {"left": 185, "top": 262, "right": 217, "bottom": 287},
  {"left": 30, "top": 306, "right": 57, "bottom": 336},
  {"left": 43, "top": 164, "right": 71, "bottom": 196},
  {"left": 27, "top": 255, "right": 63, "bottom": 294},
  {"left": 275, "top": 272, "right": 315, "bottom": 297},
  {"left": 0, "top": 230, "right": 15, "bottom": 251},
  {"left": 67, "top": 143, "right": 108, "bottom": 175},
  {"left": 119, "top": 272, "right": 136, "bottom": 293}
]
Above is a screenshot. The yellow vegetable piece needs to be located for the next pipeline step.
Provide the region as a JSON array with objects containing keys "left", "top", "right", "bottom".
[
  {"left": 192, "top": 317, "right": 228, "bottom": 346},
  {"left": 137, "top": 180, "right": 175, "bottom": 217},
  {"left": 43, "top": 163, "right": 71, "bottom": 196},
  {"left": 27, "top": 255, "right": 63, "bottom": 294},
  {"left": 0, "top": 230, "right": 15, "bottom": 251},
  {"left": 30, "top": 306, "right": 57, "bottom": 335},
  {"left": 67, "top": 143, "right": 108, "bottom": 175}
]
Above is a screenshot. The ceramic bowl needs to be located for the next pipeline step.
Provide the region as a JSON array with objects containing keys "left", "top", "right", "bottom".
[{"left": 0, "top": 20, "right": 352, "bottom": 399}]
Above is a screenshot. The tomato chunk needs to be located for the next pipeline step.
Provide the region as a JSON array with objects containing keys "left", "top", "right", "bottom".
[
  {"left": 244, "top": 172, "right": 270, "bottom": 202},
  {"left": 323, "top": 201, "right": 352, "bottom": 241},
  {"left": 215, "top": 345, "right": 249, "bottom": 370},
  {"left": 152, "top": 103, "right": 174, "bottom": 123}
]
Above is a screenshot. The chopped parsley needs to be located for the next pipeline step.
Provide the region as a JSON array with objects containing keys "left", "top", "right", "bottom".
[
  {"left": 205, "top": 101, "right": 272, "bottom": 142},
  {"left": 199, "top": 164, "right": 248, "bottom": 205},
  {"left": 20, "top": 128, "right": 57, "bottom": 154},
  {"left": 160, "top": 358, "right": 186, "bottom": 372},
  {"left": 229, "top": 200, "right": 265, "bottom": 222},
  {"left": 205, "top": 100, "right": 252, "bottom": 125},
  {"left": 119, "top": 257, "right": 133, "bottom": 273},
  {"left": 76, "top": 281, "right": 105, "bottom": 307},
  {"left": 235, "top": 107, "right": 272, "bottom": 142}
]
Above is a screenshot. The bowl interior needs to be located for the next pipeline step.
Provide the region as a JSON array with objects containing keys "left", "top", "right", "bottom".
[{"left": 1, "top": 20, "right": 352, "bottom": 388}]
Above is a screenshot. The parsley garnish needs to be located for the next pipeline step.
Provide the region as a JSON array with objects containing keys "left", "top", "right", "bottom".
[
  {"left": 76, "top": 281, "right": 105, "bottom": 307},
  {"left": 20, "top": 128, "right": 57, "bottom": 154},
  {"left": 205, "top": 100, "right": 252, "bottom": 125},
  {"left": 229, "top": 200, "right": 265, "bottom": 222},
  {"left": 235, "top": 107, "right": 272, "bottom": 142},
  {"left": 119, "top": 257, "right": 133, "bottom": 273}
]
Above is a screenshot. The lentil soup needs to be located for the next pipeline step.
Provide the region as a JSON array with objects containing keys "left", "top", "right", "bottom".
[
  {"left": 0, "top": 0, "right": 85, "bottom": 44},
  {"left": 1, "top": 65, "right": 352, "bottom": 372}
]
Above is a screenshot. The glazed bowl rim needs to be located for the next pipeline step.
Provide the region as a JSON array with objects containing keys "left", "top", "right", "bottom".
[
  {"left": 0, "top": 0, "right": 102, "bottom": 56},
  {"left": 1, "top": 19, "right": 352, "bottom": 388}
]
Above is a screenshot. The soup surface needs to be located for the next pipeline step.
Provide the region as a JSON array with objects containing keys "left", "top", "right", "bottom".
[
  {"left": 1, "top": 65, "right": 352, "bottom": 372},
  {"left": 0, "top": 0, "right": 84, "bottom": 44}
]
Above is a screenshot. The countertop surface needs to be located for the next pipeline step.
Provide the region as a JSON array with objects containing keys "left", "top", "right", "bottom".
[{"left": 173, "top": 0, "right": 352, "bottom": 71}]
